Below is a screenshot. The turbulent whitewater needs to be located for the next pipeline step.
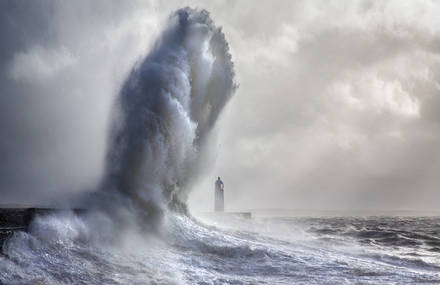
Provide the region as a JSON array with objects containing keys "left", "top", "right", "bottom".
[
  {"left": 2, "top": 213, "right": 440, "bottom": 284},
  {"left": 1, "top": 8, "right": 440, "bottom": 285}
]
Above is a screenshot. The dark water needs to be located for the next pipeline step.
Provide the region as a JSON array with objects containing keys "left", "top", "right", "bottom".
[
  {"left": 194, "top": 215, "right": 440, "bottom": 284},
  {"left": 304, "top": 216, "right": 440, "bottom": 252},
  {"left": 1, "top": 213, "right": 440, "bottom": 284}
]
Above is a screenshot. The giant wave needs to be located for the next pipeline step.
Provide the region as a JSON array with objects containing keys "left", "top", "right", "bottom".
[{"left": 100, "top": 7, "right": 236, "bottom": 223}]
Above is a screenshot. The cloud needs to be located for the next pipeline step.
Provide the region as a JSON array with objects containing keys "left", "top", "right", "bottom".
[
  {"left": 9, "top": 46, "right": 77, "bottom": 81},
  {"left": 0, "top": 1, "right": 160, "bottom": 204},
  {"left": 1, "top": 0, "right": 439, "bottom": 211},
  {"left": 187, "top": 0, "right": 440, "bottom": 211}
]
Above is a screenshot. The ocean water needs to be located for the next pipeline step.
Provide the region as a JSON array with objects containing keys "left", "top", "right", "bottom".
[{"left": 1, "top": 212, "right": 440, "bottom": 284}]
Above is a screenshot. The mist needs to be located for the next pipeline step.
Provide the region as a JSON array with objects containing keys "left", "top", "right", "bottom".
[
  {"left": 1, "top": 0, "right": 439, "bottom": 212},
  {"left": 103, "top": 7, "right": 235, "bottom": 219}
]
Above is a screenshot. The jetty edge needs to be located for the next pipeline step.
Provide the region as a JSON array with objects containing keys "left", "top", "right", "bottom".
[{"left": 0, "top": 206, "right": 86, "bottom": 251}]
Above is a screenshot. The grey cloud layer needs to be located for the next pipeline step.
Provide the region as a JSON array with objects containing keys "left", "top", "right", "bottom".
[
  {"left": 0, "top": 1, "right": 160, "bottom": 203},
  {"left": 1, "top": 0, "right": 439, "bottom": 210},
  {"left": 188, "top": 0, "right": 440, "bottom": 211}
]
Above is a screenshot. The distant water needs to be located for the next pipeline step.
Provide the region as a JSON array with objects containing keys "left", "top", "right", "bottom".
[{"left": 1, "top": 213, "right": 440, "bottom": 284}]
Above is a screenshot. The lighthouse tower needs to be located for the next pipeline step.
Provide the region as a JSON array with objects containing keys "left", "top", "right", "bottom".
[{"left": 214, "top": 177, "right": 224, "bottom": 212}]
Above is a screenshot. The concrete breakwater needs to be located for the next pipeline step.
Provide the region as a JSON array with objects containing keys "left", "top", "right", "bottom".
[{"left": 0, "top": 207, "right": 86, "bottom": 251}]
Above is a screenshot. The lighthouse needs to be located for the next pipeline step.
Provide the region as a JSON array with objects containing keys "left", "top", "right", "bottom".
[{"left": 214, "top": 177, "right": 224, "bottom": 212}]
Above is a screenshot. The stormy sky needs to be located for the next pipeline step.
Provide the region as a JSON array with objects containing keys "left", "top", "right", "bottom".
[{"left": 1, "top": 0, "right": 439, "bottom": 211}]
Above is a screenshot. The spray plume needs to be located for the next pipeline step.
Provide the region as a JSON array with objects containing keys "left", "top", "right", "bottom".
[{"left": 102, "top": 8, "right": 236, "bottom": 221}]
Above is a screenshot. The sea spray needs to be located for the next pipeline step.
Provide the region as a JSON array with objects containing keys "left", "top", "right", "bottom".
[
  {"left": 103, "top": 8, "right": 236, "bottom": 221},
  {"left": 0, "top": 9, "right": 237, "bottom": 283}
]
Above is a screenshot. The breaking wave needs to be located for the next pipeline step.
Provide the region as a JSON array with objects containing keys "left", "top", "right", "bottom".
[{"left": 102, "top": 7, "right": 236, "bottom": 220}]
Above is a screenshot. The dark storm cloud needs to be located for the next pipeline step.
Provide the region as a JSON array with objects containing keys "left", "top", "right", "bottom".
[
  {"left": 0, "top": 1, "right": 159, "bottom": 203},
  {"left": 0, "top": 1, "right": 56, "bottom": 202}
]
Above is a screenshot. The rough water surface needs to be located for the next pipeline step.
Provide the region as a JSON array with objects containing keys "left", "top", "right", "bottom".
[{"left": 1, "top": 214, "right": 440, "bottom": 284}]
